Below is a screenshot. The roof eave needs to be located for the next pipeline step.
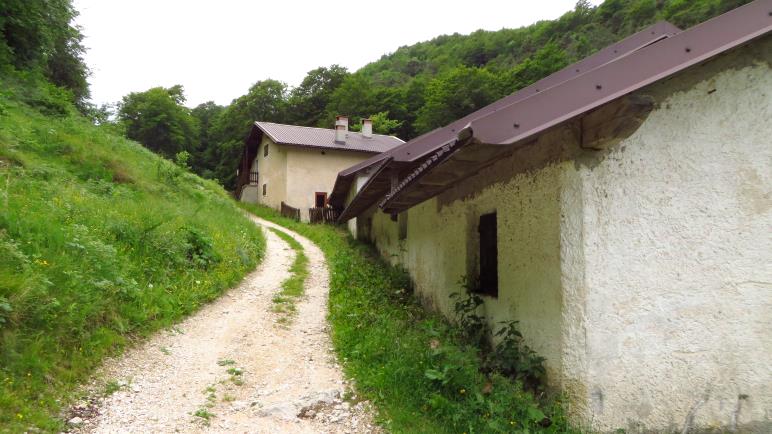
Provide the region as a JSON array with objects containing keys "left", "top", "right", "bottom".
[{"left": 381, "top": 0, "right": 772, "bottom": 212}]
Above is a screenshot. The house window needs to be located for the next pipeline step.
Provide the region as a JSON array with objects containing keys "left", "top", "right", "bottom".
[
  {"left": 264, "top": 144, "right": 269, "bottom": 157},
  {"left": 477, "top": 212, "right": 498, "bottom": 297},
  {"left": 262, "top": 183, "right": 267, "bottom": 196},
  {"left": 398, "top": 212, "right": 408, "bottom": 240},
  {"left": 315, "top": 192, "right": 327, "bottom": 208}
]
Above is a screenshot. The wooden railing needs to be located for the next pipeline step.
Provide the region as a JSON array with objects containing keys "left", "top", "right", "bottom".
[
  {"left": 280, "top": 201, "right": 300, "bottom": 221},
  {"left": 308, "top": 207, "right": 340, "bottom": 224}
]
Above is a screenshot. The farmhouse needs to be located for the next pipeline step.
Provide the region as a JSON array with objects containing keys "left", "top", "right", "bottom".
[
  {"left": 236, "top": 118, "right": 403, "bottom": 222},
  {"left": 330, "top": 2, "right": 772, "bottom": 432}
]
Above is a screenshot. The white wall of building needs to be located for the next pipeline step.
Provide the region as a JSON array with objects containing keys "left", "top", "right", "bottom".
[{"left": 285, "top": 147, "right": 371, "bottom": 221}]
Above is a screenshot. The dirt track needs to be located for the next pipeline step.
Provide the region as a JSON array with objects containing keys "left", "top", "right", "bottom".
[{"left": 68, "top": 216, "right": 378, "bottom": 433}]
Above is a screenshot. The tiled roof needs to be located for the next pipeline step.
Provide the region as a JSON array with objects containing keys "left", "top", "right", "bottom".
[{"left": 255, "top": 122, "right": 403, "bottom": 153}]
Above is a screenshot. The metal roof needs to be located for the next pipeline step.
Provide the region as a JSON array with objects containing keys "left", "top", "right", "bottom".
[
  {"left": 379, "top": 0, "right": 772, "bottom": 213},
  {"left": 334, "top": 0, "right": 772, "bottom": 220},
  {"left": 255, "top": 122, "right": 404, "bottom": 154},
  {"left": 330, "top": 20, "right": 682, "bottom": 216}
]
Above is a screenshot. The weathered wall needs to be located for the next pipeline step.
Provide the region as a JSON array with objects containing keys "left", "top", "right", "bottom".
[
  {"left": 362, "top": 37, "right": 772, "bottom": 432},
  {"left": 240, "top": 135, "right": 288, "bottom": 210},
  {"left": 285, "top": 147, "right": 374, "bottom": 222},
  {"left": 572, "top": 37, "right": 772, "bottom": 432}
]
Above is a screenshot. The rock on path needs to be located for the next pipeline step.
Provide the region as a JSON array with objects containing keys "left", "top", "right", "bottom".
[{"left": 68, "top": 216, "right": 380, "bottom": 433}]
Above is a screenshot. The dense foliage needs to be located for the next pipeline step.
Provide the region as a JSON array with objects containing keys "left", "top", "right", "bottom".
[
  {"left": 0, "top": 0, "right": 89, "bottom": 107},
  {"left": 116, "top": 85, "right": 200, "bottom": 158},
  {"left": 242, "top": 204, "right": 576, "bottom": 433},
  {"left": 104, "top": 0, "right": 750, "bottom": 190},
  {"left": 0, "top": 75, "right": 265, "bottom": 431}
]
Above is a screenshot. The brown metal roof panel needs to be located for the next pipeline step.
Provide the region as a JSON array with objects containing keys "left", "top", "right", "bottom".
[
  {"left": 387, "top": 21, "right": 682, "bottom": 163},
  {"left": 330, "top": 21, "right": 681, "bottom": 216},
  {"left": 255, "top": 122, "right": 404, "bottom": 153},
  {"left": 337, "top": 157, "right": 394, "bottom": 222},
  {"left": 338, "top": 153, "right": 391, "bottom": 178},
  {"left": 469, "top": 0, "right": 772, "bottom": 146},
  {"left": 383, "top": 0, "right": 772, "bottom": 213}
]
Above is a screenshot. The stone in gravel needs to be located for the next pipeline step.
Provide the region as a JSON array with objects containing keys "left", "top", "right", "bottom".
[
  {"left": 256, "top": 402, "right": 297, "bottom": 421},
  {"left": 68, "top": 416, "right": 84, "bottom": 426}
]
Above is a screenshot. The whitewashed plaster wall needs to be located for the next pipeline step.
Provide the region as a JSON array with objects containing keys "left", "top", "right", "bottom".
[
  {"left": 285, "top": 147, "right": 375, "bottom": 222},
  {"left": 363, "top": 36, "right": 772, "bottom": 432},
  {"left": 239, "top": 135, "right": 287, "bottom": 210},
  {"left": 572, "top": 37, "right": 772, "bottom": 432}
]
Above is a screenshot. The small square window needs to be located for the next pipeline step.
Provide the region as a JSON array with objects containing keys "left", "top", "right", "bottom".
[
  {"left": 262, "top": 183, "right": 267, "bottom": 196},
  {"left": 477, "top": 212, "right": 498, "bottom": 297},
  {"left": 264, "top": 144, "right": 269, "bottom": 157},
  {"left": 315, "top": 192, "right": 327, "bottom": 208}
]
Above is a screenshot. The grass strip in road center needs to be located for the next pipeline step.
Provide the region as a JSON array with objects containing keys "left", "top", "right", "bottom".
[{"left": 267, "top": 227, "right": 308, "bottom": 324}]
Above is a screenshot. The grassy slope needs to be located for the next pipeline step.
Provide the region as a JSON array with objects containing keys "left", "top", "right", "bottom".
[
  {"left": 0, "top": 77, "right": 265, "bottom": 432},
  {"left": 241, "top": 203, "right": 575, "bottom": 434}
]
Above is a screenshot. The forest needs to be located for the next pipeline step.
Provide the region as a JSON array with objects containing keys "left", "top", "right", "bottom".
[{"left": 1, "top": 0, "right": 753, "bottom": 190}]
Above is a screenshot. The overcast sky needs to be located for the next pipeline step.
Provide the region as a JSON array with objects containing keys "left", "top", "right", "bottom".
[{"left": 74, "top": 0, "right": 602, "bottom": 108}]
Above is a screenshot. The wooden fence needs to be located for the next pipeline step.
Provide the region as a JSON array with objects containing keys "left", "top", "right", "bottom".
[
  {"left": 308, "top": 207, "right": 340, "bottom": 224},
  {"left": 280, "top": 201, "right": 300, "bottom": 221}
]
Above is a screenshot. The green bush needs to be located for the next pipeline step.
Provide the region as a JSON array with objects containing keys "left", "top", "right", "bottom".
[{"left": 0, "top": 75, "right": 265, "bottom": 431}]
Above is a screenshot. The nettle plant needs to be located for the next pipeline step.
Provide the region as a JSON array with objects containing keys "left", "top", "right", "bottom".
[{"left": 450, "top": 277, "right": 547, "bottom": 393}]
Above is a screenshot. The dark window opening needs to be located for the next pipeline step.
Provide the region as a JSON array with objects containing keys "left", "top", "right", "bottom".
[
  {"left": 264, "top": 144, "right": 269, "bottom": 157},
  {"left": 477, "top": 212, "right": 498, "bottom": 297},
  {"left": 398, "top": 212, "right": 408, "bottom": 240},
  {"left": 262, "top": 183, "right": 267, "bottom": 196},
  {"left": 314, "top": 192, "right": 327, "bottom": 208}
]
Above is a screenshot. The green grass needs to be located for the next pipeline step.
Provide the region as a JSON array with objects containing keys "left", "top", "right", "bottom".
[
  {"left": 240, "top": 203, "right": 576, "bottom": 433},
  {"left": 267, "top": 227, "right": 308, "bottom": 322},
  {"left": 0, "top": 75, "right": 265, "bottom": 432}
]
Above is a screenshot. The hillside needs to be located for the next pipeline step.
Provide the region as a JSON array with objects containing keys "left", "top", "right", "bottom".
[{"left": 0, "top": 75, "right": 265, "bottom": 431}]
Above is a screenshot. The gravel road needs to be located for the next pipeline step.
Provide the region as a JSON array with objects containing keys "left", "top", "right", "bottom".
[{"left": 67, "top": 216, "right": 379, "bottom": 433}]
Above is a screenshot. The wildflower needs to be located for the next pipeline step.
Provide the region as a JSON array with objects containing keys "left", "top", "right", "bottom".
[{"left": 459, "top": 388, "right": 465, "bottom": 394}]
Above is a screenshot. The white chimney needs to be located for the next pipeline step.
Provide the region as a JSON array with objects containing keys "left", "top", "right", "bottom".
[
  {"left": 335, "top": 115, "right": 348, "bottom": 144},
  {"left": 361, "top": 118, "right": 373, "bottom": 138}
]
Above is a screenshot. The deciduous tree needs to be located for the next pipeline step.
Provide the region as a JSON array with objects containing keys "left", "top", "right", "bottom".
[{"left": 117, "top": 86, "right": 199, "bottom": 158}]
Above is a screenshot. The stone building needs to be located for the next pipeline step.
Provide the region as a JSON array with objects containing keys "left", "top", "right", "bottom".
[{"left": 330, "top": 2, "right": 772, "bottom": 431}]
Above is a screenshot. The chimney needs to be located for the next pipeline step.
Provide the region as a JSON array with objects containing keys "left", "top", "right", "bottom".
[
  {"left": 335, "top": 115, "right": 348, "bottom": 144},
  {"left": 361, "top": 118, "right": 373, "bottom": 138}
]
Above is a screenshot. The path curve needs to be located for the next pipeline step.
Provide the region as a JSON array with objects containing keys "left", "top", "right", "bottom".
[{"left": 69, "top": 216, "right": 378, "bottom": 433}]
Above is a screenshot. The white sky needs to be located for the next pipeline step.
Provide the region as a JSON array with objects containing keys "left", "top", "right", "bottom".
[{"left": 74, "top": 0, "right": 602, "bottom": 108}]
